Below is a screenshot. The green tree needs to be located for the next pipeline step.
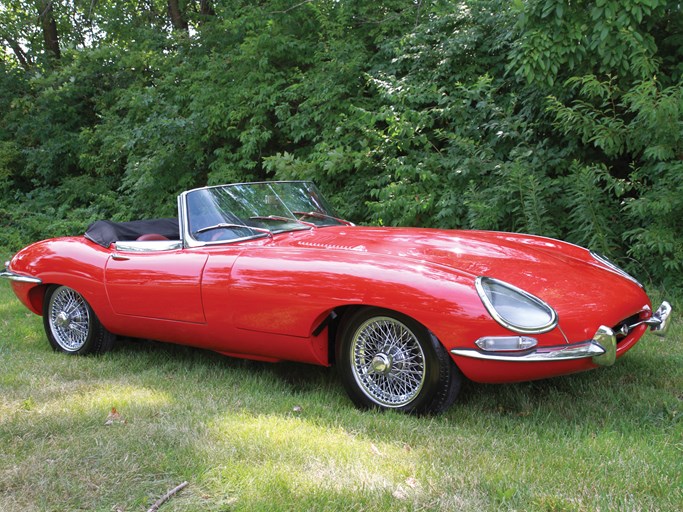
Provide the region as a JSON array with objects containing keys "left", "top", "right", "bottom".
[
  {"left": 510, "top": 0, "right": 683, "bottom": 288},
  {"left": 0, "top": 0, "right": 680, "bottom": 289}
]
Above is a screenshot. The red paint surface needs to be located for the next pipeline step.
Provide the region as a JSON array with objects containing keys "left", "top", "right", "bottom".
[{"left": 7, "top": 226, "right": 653, "bottom": 381}]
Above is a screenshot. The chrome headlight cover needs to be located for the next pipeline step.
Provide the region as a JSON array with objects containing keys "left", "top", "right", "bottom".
[
  {"left": 589, "top": 251, "right": 643, "bottom": 287},
  {"left": 475, "top": 277, "right": 558, "bottom": 334}
]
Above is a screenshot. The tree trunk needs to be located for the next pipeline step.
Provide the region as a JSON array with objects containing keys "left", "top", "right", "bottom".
[
  {"left": 199, "top": 0, "right": 216, "bottom": 17},
  {"left": 2, "top": 35, "right": 33, "bottom": 69},
  {"left": 168, "top": 0, "right": 189, "bottom": 31},
  {"left": 38, "top": 0, "right": 61, "bottom": 59}
]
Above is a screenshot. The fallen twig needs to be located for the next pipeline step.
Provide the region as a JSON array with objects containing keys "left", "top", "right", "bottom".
[{"left": 146, "top": 481, "right": 188, "bottom": 512}]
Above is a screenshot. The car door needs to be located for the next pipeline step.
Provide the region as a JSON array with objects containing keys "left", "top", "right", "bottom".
[{"left": 105, "top": 249, "right": 208, "bottom": 323}]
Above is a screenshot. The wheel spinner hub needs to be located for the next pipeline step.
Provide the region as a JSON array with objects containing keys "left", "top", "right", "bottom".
[
  {"left": 55, "top": 311, "right": 72, "bottom": 329},
  {"left": 371, "top": 353, "right": 392, "bottom": 374}
]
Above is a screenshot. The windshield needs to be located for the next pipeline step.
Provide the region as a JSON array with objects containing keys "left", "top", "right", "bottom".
[{"left": 183, "top": 181, "right": 346, "bottom": 244}]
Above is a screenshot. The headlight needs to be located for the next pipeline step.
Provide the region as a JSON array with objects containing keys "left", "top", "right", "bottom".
[
  {"left": 475, "top": 277, "right": 558, "bottom": 334},
  {"left": 589, "top": 251, "right": 643, "bottom": 287}
]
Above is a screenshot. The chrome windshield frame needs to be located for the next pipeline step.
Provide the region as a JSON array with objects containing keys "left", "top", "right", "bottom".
[{"left": 178, "top": 181, "right": 343, "bottom": 249}]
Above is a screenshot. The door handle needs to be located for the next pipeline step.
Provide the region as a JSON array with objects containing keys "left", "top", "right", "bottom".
[{"left": 111, "top": 254, "right": 130, "bottom": 261}]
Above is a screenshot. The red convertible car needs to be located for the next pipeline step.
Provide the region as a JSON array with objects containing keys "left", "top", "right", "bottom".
[{"left": 1, "top": 181, "right": 672, "bottom": 414}]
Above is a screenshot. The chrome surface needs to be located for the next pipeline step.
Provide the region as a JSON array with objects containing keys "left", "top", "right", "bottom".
[
  {"left": 177, "top": 192, "right": 187, "bottom": 249},
  {"left": 195, "top": 222, "right": 274, "bottom": 235},
  {"left": 589, "top": 251, "right": 643, "bottom": 287},
  {"left": 55, "top": 311, "right": 70, "bottom": 328},
  {"left": 614, "top": 302, "right": 672, "bottom": 337},
  {"left": 48, "top": 287, "right": 91, "bottom": 352},
  {"left": 475, "top": 276, "right": 558, "bottom": 334},
  {"left": 452, "top": 325, "right": 616, "bottom": 364},
  {"left": 179, "top": 181, "right": 345, "bottom": 248},
  {"left": 350, "top": 316, "right": 426, "bottom": 408},
  {"left": 371, "top": 353, "right": 391, "bottom": 374},
  {"left": 591, "top": 325, "right": 616, "bottom": 366},
  {"left": 113, "top": 240, "right": 182, "bottom": 252},
  {"left": 184, "top": 179, "right": 312, "bottom": 194},
  {"left": 0, "top": 268, "right": 42, "bottom": 284},
  {"left": 617, "top": 324, "right": 630, "bottom": 337},
  {"left": 646, "top": 301, "right": 672, "bottom": 336}
]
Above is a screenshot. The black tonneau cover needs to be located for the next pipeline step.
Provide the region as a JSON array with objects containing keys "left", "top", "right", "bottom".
[{"left": 84, "top": 218, "right": 179, "bottom": 248}]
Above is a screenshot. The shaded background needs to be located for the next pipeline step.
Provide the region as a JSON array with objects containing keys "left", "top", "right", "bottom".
[{"left": 0, "top": 0, "right": 681, "bottom": 290}]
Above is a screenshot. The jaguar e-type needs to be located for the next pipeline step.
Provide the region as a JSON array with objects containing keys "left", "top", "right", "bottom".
[{"left": 1, "top": 181, "right": 672, "bottom": 414}]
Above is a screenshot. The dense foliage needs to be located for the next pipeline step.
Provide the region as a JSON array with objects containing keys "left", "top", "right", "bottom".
[{"left": 1, "top": 0, "right": 681, "bottom": 289}]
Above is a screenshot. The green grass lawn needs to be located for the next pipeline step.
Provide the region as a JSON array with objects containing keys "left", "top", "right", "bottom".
[{"left": 0, "top": 281, "right": 681, "bottom": 511}]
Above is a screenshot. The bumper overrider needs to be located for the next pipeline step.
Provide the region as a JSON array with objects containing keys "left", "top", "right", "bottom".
[{"left": 451, "top": 301, "right": 673, "bottom": 367}]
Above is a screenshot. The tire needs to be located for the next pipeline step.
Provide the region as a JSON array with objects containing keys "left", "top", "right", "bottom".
[
  {"left": 43, "top": 285, "right": 115, "bottom": 355},
  {"left": 337, "top": 307, "right": 461, "bottom": 415}
]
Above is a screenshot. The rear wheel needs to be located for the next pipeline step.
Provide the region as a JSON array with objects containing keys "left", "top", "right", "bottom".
[
  {"left": 337, "top": 307, "right": 461, "bottom": 414},
  {"left": 43, "top": 285, "right": 115, "bottom": 355}
]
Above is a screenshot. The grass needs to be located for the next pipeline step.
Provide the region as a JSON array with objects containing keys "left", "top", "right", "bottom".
[{"left": 0, "top": 281, "right": 681, "bottom": 511}]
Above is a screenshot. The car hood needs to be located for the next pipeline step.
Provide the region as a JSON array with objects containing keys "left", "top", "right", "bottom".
[
  {"left": 286, "top": 226, "right": 591, "bottom": 281},
  {"left": 284, "top": 226, "right": 648, "bottom": 334}
]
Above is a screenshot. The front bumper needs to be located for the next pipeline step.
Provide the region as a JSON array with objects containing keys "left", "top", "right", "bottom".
[
  {"left": 451, "top": 326, "right": 616, "bottom": 366},
  {"left": 451, "top": 301, "right": 672, "bottom": 367},
  {"left": 644, "top": 301, "right": 672, "bottom": 336},
  {"left": 0, "top": 266, "right": 42, "bottom": 284}
]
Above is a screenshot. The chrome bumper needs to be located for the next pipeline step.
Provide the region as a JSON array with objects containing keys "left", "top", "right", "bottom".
[
  {"left": 451, "top": 325, "right": 618, "bottom": 366},
  {"left": 451, "top": 301, "right": 672, "bottom": 367},
  {"left": 0, "top": 268, "right": 42, "bottom": 284},
  {"left": 644, "top": 301, "right": 672, "bottom": 336}
]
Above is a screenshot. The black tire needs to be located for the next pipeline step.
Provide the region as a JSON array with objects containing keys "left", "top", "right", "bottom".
[
  {"left": 336, "top": 307, "right": 461, "bottom": 415},
  {"left": 43, "top": 285, "right": 115, "bottom": 355}
]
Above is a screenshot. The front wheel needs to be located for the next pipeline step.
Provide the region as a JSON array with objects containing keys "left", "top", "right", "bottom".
[
  {"left": 337, "top": 308, "right": 461, "bottom": 415},
  {"left": 43, "top": 285, "right": 115, "bottom": 355}
]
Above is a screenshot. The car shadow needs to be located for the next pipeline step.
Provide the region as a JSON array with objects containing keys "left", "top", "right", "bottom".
[{"left": 108, "top": 335, "right": 678, "bottom": 434}]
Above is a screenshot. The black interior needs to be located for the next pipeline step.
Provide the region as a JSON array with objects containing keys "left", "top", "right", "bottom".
[{"left": 84, "top": 218, "right": 179, "bottom": 247}]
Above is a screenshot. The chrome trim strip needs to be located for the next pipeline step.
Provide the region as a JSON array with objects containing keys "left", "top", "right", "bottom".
[
  {"left": 0, "top": 268, "right": 42, "bottom": 284},
  {"left": 114, "top": 240, "right": 183, "bottom": 252},
  {"left": 178, "top": 190, "right": 275, "bottom": 249},
  {"left": 475, "top": 276, "right": 558, "bottom": 334},
  {"left": 451, "top": 342, "right": 604, "bottom": 362},
  {"left": 178, "top": 182, "right": 345, "bottom": 249},
  {"left": 177, "top": 192, "right": 187, "bottom": 249},
  {"left": 589, "top": 251, "right": 643, "bottom": 288},
  {"left": 451, "top": 325, "right": 616, "bottom": 364},
  {"left": 183, "top": 179, "right": 311, "bottom": 195}
]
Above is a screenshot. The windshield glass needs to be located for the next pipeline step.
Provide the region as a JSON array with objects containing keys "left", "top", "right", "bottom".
[{"left": 184, "top": 181, "right": 345, "bottom": 243}]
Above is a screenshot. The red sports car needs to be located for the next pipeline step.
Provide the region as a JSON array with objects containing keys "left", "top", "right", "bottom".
[{"left": 1, "top": 181, "right": 672, "bottom": 414}]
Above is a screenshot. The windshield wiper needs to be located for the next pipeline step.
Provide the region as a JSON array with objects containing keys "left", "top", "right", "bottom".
[
  {"left": 249, "top": 215, "right": 295, "bottom": 223},
  {"left": 250, "top": 215, "right": 316, "bottom": 227},
  {"left": 194, "top": 223, "right": 272, "bottom": 237},
  {"left": 292, "top": 211, "right": 354, "bottom": 226}
]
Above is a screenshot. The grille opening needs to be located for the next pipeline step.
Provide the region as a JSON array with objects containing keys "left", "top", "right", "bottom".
[{"left": 612, "top": 313, "right": 642, "bottom": 343}]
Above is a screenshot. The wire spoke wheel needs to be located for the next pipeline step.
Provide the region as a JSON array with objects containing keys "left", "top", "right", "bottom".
[
  {"left": 351, "top": 316, "right": 426, "bottom": 407},
  {"left": 48, "top": 287, "right": 92, "bottom": 352},
  {"left": 338, "top": 307, "right": 462, "bottom": 414},
  {"left": 43, "top": 285, "right": 114, "bottom": 355}
]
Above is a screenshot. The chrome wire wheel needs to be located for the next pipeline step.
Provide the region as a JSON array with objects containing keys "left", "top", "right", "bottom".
[
  {"left": 47, "top": 286, "right": 91, "bottom": 352},
  {"left": 350, "top": 316, "right": 426, "bottom": 408}
]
